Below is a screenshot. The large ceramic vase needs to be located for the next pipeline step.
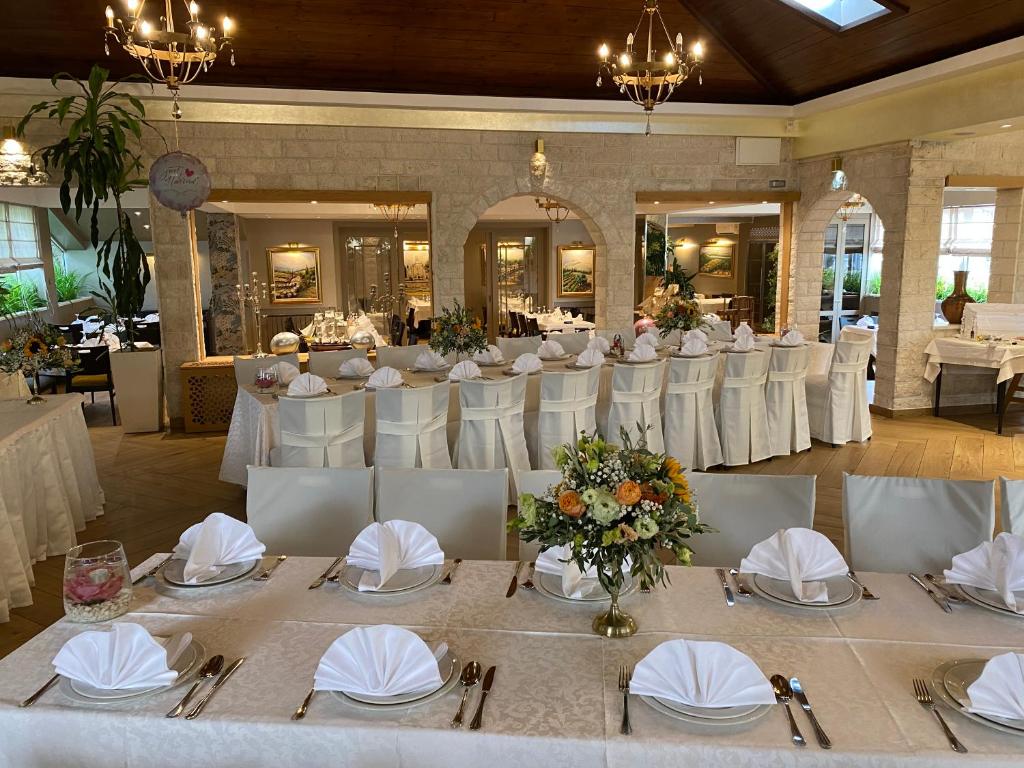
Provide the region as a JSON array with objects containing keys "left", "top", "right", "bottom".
[
  {"left": 941, "top": 270, "right": 975, "bottom": 325},
  {"left": 109, "top": 347, "right": 163, "bottom": 433}
]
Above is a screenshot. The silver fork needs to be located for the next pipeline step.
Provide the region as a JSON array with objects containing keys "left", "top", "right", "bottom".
[
  {"left": 913, "top": 678, "right": 967, "bottom": 753},
  {"left": 618, "top": 665, "right": 632, "bottom": 735},
  {"left": 519, "top": 561, "right": 536, "bottom": 590}
]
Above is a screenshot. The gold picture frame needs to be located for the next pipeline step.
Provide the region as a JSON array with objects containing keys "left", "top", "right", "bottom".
[
  {"left": 267, "top": 245, "right": 322, "bottom": 304},
  {"left": 557, "top": 242, "right": 595, "bottom": 297},
  {"left": 697, "top": 241, "right": 735, "bottom": 278}
]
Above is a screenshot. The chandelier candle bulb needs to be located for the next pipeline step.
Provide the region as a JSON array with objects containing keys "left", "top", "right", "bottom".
[
  {"left": 105, "top": 6, "right": 114, "bottom": 26},
  {"left": 189, "top": 1, "right": 199, "bottom": 19}
]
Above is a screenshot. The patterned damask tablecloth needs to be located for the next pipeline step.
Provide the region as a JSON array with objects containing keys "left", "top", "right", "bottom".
[{"left": 1, "top": 558, "right": 1022, "bottom": 766}]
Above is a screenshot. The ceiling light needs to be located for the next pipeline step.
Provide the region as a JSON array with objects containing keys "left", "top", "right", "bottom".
[
  {"left": 143, "top": 224, "right": 151, "bottom": 230},
  {"left": 761, "top": 200, "right": 768, "bottom": 204},
  {"left": 708, "top": 201, "right": 716, "bottom": 205},
  {"left": 310, "top": 200, "right": 318, "bottom": 204},
  {"left": 220, "top": 199, "right": 229, "bottom": 203},
  {"left": 1001, "top": 124, "right": 1013, "bottom": 129},
  {"left": 133, "top": 210, "right": 142, "bottom": 216},
  {"left": 535, "top": 197, "right": 570, "bottom": 224},
  {"left": 653, "top": 201, "right": 660, "bottom": 205},
  {"left": 830, "top": 157, "right": 848, "bottom": 192}
]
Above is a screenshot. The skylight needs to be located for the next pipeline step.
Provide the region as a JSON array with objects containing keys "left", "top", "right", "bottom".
[{"left": 780, "top": 0, "right": 891, "bottom": 31}]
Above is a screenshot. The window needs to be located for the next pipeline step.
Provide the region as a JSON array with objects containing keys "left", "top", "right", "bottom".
[
  {"left": 0, "top": 203, "right": 47, "bottom": 315},
  {"left": 777, "top": 0, "right": 891, "bottom": 31},
  {"left": 936, "top": 204, "right": 993, "bottom": 308}
]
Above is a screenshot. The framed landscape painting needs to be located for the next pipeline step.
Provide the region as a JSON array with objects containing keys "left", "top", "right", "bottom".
[
  {"left": 557, "top": 243, "right": 595, "bottom": 297},
  {"left": 698, "top": 242, "right": 735, "bottom": 278},
  {"left": 267, "top": 246, "right": 322, "bottom": 304}
]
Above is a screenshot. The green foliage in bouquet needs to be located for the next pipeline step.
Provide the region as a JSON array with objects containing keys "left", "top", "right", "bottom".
[
  {"left": 654, "top": 296, "right": 707, "bottom": 339},
  {"left": 0, "top": 321, "right": 74, "bottom": 376},
  {"left": 510, "top": 430, "right": 710, "bottom": 595},
  {"left": 662, "top": 261, "right": 696, "bottom": 299},
  {"left": 428, "top": 300, "right": 488, "bottom": 358}
]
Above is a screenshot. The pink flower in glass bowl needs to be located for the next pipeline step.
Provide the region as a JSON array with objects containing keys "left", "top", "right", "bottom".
[{"left": 64, "top": 564, "right": 125, "bottom": 605}]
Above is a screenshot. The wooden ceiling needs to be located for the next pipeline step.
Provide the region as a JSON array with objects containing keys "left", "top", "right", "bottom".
[{"left": 5, "top": 1, "right": 1024, "bottom": 106}]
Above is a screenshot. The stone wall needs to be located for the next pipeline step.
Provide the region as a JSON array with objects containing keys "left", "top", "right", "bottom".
[{"left": 205, "top": 213, "right": 245, "bottom": 355}]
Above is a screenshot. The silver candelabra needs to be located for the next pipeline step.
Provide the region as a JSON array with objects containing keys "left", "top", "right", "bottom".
[{"left": 236, "top": 272, "right": 270, "bottom": 358}]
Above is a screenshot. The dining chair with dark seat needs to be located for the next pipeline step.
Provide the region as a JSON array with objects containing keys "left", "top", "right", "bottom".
[
  {"left": 526, "top": 316, "right": 542, "bottom": 337},
  {"left": 65, "top": 346, "right": 117, "bottom": 425}
]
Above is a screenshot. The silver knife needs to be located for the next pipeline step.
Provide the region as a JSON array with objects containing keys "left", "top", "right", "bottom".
[
  {"left": 715, "top": 568, "right": 735, "bottom": 607},
  {"left": 468, "top": 665, "right": 496, "bottom": 730},
  {"left": 789, "top": 677, "right": 831, "bottom": 749},
  {"left": 132, "top": 554, "right": 173, "bottom": 585},
  {"left": 184, "top": 657, "right": 245, "bottom": 720},
  {"left": 908, "top": 573, "right": 952, "bottom": 613},
  {"left": 505, "top": 561, "right": 524, "bottom": 598},
  {"left": 308, "top": 556, "right": 345, "bottom": 589}
]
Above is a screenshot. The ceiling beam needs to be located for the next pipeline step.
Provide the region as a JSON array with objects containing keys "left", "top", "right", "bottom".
[
  {"left": 636, "top": 191, "right": 800, "bottom": 203},
  {"left": 209, "top": 190, "right": 432, "bottom": 204}
]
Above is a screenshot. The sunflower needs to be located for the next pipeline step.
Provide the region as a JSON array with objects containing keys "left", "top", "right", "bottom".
[
  {"left": 663, "top": 456, "right": 689, "bottom": 498},
  {"left": 22, "top": 336, "right": 48, "bottom": 358}
]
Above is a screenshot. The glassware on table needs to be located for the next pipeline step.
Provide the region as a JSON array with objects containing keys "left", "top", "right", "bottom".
[
  {"left": 63, "top": 540, "right": 133, "bottom": 622},
  {"left": 255, "top": 367, "right": 278, "bottom": 390}
]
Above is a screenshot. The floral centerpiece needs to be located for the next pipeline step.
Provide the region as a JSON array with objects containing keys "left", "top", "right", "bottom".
[
  {"left": 654, "top": 296, "right": 707, "bottom": 351},
  {"left": 429, "top": 300, "right": 487, "bottom": 361},
  {"left": 0, "top": 320, "right": 73, "bottom": 404},
  {"left": 511, "top": 430, "right": 709, "bottom": 637}
]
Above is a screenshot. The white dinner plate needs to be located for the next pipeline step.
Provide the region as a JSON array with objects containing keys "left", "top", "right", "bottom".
[
  {"left": 331, "top": 649, "right": 459, "bottom": 710},
  {"left": 410, "top": 364, "right": 450, "bottom": 373},
  {"left": 748, "top": 573, "right": 859, "bottom": 609},
  {"left": 161, "top": 558, "right": 261, "bottom": 588},
  {"left": 670, "top": 352, "right": 713, "bottom": 359},
  {"left": 503, "top": 367, "right": 541, "bottom": 375},
  {"left": 933, "top": 659, "right": 1024, "bottom": 736},
  {"left": 615, "top": 358, "right": 661, "bottom": 365},
  {"left": 282, "top": 389, "right": 334, "bottom": 399},
  {"left": 474, "top": 360, "right": 507, "bottom": 368},
  {"left": 337, "top": 564, "right": 442, "bottom": 595},
  {"left": 534, "top": 572, "right": 639, "bottom": 604},
  {"left": 63, "top": 639, "right": 205, "bottom": 703},
  {"left": 956, "top": 584, "right": 1024, "bottom": 617},
  {"left": 640, "top": 695, "right": 772, "bottom": 727},
  {"left": 336, "top": 373, "right": 371, "bottom": 379},
  {"left": 654, "top": 698, "right": 763, "bottom": 720},
  {"left": 724, "top": 347, "right": 759, "bottom": 354},
  {"left": 539, "top": 354, "right": 572, "bottom": 361},
  {"left": 565, "top": 362, "right": 602, "bottom": 370}
]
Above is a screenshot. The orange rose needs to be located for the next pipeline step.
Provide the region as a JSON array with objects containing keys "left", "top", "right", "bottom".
[
  {"left": 615, "top": 480, "right": 641, "bottom": 506},
  {"left": 558, "top": 490, "right": 585, "bottom": 518}
]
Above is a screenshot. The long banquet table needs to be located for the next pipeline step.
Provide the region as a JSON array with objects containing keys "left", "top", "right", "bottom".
[{"left": 1, "top": 556, "right": 1021, "bottom": 766}]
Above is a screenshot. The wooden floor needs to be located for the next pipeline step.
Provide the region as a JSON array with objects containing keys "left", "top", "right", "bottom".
[{"left": 3, "top": 397, "right": 1023, "bottom": 659}]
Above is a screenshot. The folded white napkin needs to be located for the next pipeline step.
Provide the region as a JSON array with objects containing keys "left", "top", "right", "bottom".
[
  {"left": 53, "top": 623, "right": 191, "bottom": 690},
  {"left": 339, "top": 357, "right": 374, "bottom": 377},
  {"left": 537, "top": 339, "right": 566, "bottom": 359},
  {"left": 731, "top": 334, "right": 755, "bottom": 352},
  {"left": 739, "top": 527, "right": 848, "bottom": 603},
  {"left": 313, "top": 625, "right": 446, "bottom": 696},
  {"left": 679, "top": 337, "right": 708, "bottom": 356},
  {"left": 944, "top": 532, "right": 1024, "bottom": 613},
  {"left": 856, "top": 316, "right": 875, "bottom": 329},
  {"left": 735, "top": 321, "right": 754, "bottom": 339},
  {"left": 535, "top": 544, "right": 629, "bottom": 599},
  {"left": 368, "top": 366, "right": 404, "bottom": 389},
  {"left": 576, "top": 348, "right": 605, "bottom": 368},
  {"left": 448, "top": 360, "right": 482, "bottom": 381},
  {"left": 629, "top": 639, "right": 776, "bottom": 708},
  {"left": 779, "top": 329, "right": 805, "bottom": 347},
  {"left": 347, "top": 520, "right": 445, "bottom": 591},
  {"left": 414, "top": 349, "right": 448, "bottom": 371},
  {"left": 685, "top": 328, "right": 709, "bottom": 343},
  {"left": 704, "top": 313, "right": 721, "bottom": 322},
  {"left": 627, "top": 343, "right": 657, "bottom": 362},
  {"left": 588, "top": 336, "right": 611, "bottom": 354},
  {"left": 512, "top": 352, "right": 544, "bottom": 374},
  {"left": 173, "top": 512, "right": 267, "bottom": 584},
  {"left": 80, "top": 336, "right": 105, "bottom": 347},
  {"left": 287, "top": 372, "right": 329, "bottom": 397},
  {"left": 472, "top": 345, "right": 504, "bottom": 365},
  {"left": 274, "top": 361, "right": 300, "bottom": 385},
  {"left": 965, "top": 652, "right": 1024, "bottom": 720},
  {"left": 636, "top": 330, "right": 661, "bottom": 349},
  {"left": 142, "top": 313, "right": 160, "bottom": 323}
]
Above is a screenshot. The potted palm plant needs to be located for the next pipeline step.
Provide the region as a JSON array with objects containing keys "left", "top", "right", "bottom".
[{"left": 19, "top": 65, "right": 165, "bottom": 432}]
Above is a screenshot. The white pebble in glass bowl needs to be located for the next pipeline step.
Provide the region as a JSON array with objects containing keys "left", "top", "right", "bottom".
[{"left": 63, "top": 540, "right": 133, "bottom": 623}]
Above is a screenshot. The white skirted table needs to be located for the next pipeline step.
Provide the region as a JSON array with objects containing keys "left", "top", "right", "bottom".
[
  {"left": 0, "top": 394, "right": 104, "bottom": 622},
  {"left": 0, "top": 557, "right": 1021, "bottom": 766}
]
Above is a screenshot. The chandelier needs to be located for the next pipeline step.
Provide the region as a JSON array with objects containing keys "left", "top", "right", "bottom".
[
  {"left": 372, "top": 202, "right": 415, "bottom": 238},
  {"left": 597, "top": 0, "right": 704, "bottom": 134},
  {"left": 837, "top": 193, "right": 865, "bottom": 222},
  {"left": 103, "top": 0, "right": 236, "bottom": 120},
  {"left": 535, "top": 197, "right": 570, "bottom": 224}
]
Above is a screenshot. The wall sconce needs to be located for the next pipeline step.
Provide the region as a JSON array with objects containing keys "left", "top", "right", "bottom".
[
  {"left": 0, "top": 124, "right": 43, "bottom": 186},
  {"left": 830, "top": 157, "right": 848, "bottom": 192},
  {"left": 529, "top": 138, "right": 548, "bottom": 182}
]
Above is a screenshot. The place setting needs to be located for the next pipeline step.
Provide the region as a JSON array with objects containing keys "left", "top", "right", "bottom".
[
  {"left": 330, "top": 520, "right": 452, "bottom": 597},
  {"left": 933, "top": 532, "right": 1024, "bottom": 617},
  {"left": 503, "top": 352, "right": 544, "bottom": 376},
  {"left": 471, "top": 344, "right": 508, "bottom": 368},
  {"left": 277, "top": 372, "right": 336, "bottom": 399},
  {"left": 537, "top": 339, "right": 572, "bottom": 362},
  {"left": 336, "top": 357, "right": 375, "bottom": 379},
  {"left": 671, "top": 329, "right": 713, "bottom": 359},
  {"left": 925, "top": 651, "right": 1024, "bottom": 740},
  {"left": 355, "top": 366, "right": 416, "bottom": 391},
  {"left": 408, "top": 349, "right": 450, "bottom": 373},
  {"left": 524, "top": 544, "right": 639, "bottom": 605}
]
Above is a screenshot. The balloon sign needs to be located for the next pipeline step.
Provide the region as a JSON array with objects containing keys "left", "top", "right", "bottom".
[{"left": 148, "top": 151, "right": 211, "bottom": 216}]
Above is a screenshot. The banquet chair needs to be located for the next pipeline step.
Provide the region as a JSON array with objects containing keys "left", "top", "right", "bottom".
[
  {"left": 716, "top": 349, "right": 771, "bottom": 466},
  {"left": 685, "top": 472, "right": 815, "bottom": 567},
  {"left": 0, "top": 371, "right": 30, "bottom": 401},
  {"left": 66, "top": 345, "right": 117, "bottom": 425},
  {"left": 839, "top": 325, "right": 877, "bottom": 380},
  {"left": 374, "top": 380, "right": 452, "bottom": 469},
  {"left": 999, "top": 477, "right": 1024, "bottom": 535},
  {"left": 544, "top": 331, "right": 591, "bottom": 356},
  {"left": 765, "top": 345, "right": 811, "bottom": 457},
  {"left": 276, "top": 389, "right": 366, "bottom": 468},
  {"left": 706, "top": 319, "right": 735, "bottom": 342},
  {"left": 526, "top": 316, "right": 542, "bottom": 337},
  {"left": 515, "top": 469, "right": 562, "bottom": 561},
  {"left": 842, "top": 474, "right": 995, "bottom": 573},
  {"left": 308, "top": 349, "right": 368, "bottom": 378},
  {"left": 600, "top": 359, "right": 667, "bottom": 453},
  {"left": 664, "top": 354, "right": 723, "bottom": 471},
  {"left": 246, "top": 466, "right": 373, "bottom": 556},
  {"left": 806, "top": 338, "right": 872, "bottom": 446},
  {"left": 496, "top": 336, "right": 542, "bottom": 358},
  {"left": 375, "top": 345, "right": 430, "bottom": 370},
  {"left": 525, "top": 367, "right": 600, "bottom": 469},
  {"left": 456, "top": 374, "right": 531, "bottom": 495},
  {"left": 233, "top": 353, "right": 299, "bottom": 387},
  {"left": 375, "top": 468, "right": 509, "bottom": 560}
]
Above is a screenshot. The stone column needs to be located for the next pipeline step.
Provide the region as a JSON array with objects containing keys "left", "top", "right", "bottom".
[
  {"left": 206, "top": 213, "right": 245, "bottom": 355},
  {"left": 988, "top": 188, "right": 1024, "bottom": 303}
]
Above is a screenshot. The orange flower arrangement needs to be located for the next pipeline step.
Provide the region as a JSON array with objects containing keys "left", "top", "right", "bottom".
[
  {"left": 663, "top": 456, "right": 689, "bottom": 497},
  {"left": 640, "top": 482, "right": 668, "bottom": 505},
  {"left": 558, "top": 490, "right": 585, "bottom": 518},
  {"left": 22, "top": 336, "right": 48, "bottom": 357},
  {"left": 615, "top": 480, "right": 642, "bottom": 506}
]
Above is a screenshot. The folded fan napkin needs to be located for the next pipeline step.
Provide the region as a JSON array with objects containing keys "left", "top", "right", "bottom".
[
  {"left": 636, "top": 330, "right": 661, "bottom": 349},
  {"left": 965, "top": 652, "right": 1024, "bottom": 720},
  {"left": 537, "top": 339, "right": 566, "bottom": 359},
  {"left": 512, "top": 352, "right": 543, "bottom": 374},
  {"left": 739, "top": 527, "right": 848, "bottom": 603},
  {"left": 414, "top": 350, "right": 448, "bottom": 371},
  {"left": 53, "top": 623, "right": 191, "bottom": 691},
  {"left": 274, "top": 361, "right": 300, "bottom": 385},
  {"left": 287, "top": 372, "right": 329, "bottom": 397},
  {"left": 348, "top": 520, "right": 445, "bottom": 591},
  {"left": 367, "top": 366, "right": 404, "bottom": 389},
  {"left": 588, "top": 336, "right": 611, "bottom": 354},
  {"left": 685, "top": 328, "right": 709, "bottom": 343},
  {"left": 142, "top": 313, "right": 160, "bottom": 323},
  {"left": 448, "top": 360, "right": 482, "bottom": 381},
  {"left": 173, "top": 511, "right": 267, "bottom": 584},
  {"left": 535, "top": 544, "right": 629, "bottom": 599},
  {"left": 856, "top": 316, "right": 875, "bottom": 329},
  {"left": 576, "top": 347, "right": 605, "bottom": 368},
  {"left": 944, "top": 532, "right": 1024, "bottom": 612},
  {"left": 472, "top": 345, "right": 504, "bottom": 365},
  {"left": 735, "top": 321, "right": 754, "bottom": 339},
  {"left": 339, "top": 357, "right": 375, "bottom": 377},
  {"left": 679, "top": 337, "right": 708, "bottom": 356},
  {"left": 629, "top": 639, "right": 776, "bottom": 708},
  {"left": 779, "top": 329, "right": 805, "bottom": 347},
  {"left": 313, "top": 625, "right": 446, "bottom": 696},
  {"left": 627, "top": 343, "right": 657, "bottom": 362},
  {"left": 731, "top": 334, "right": 756, "bottom": 352}
]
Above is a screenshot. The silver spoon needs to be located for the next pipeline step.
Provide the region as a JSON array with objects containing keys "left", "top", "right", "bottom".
[
  {"left": 450, "top": 661, "right": 482, "bottom": 728},
  {"left": 728, "top": 568, "right": 753, "bottom": 597},
  {"left": 167, "top": 655, "right": 224, "bottom": 718},
  {"left": 770, "top": 674, "right": 806, "bottom": 747}
]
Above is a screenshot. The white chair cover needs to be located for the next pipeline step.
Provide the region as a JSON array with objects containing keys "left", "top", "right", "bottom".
[
  {"left": 707, "top": 319, "right": 734, "bottom": 341},
  {"left": 601, "top": 360, "right": 667, "bottom": 452},
  {"left": 276, "top": 389, "right": 366, "bottom": 469},
  {"left": 245, "top": 466, "right": 373, "bottom": 556},
  {"left": 0, "top": 372, "right": 30, "bottom": 400},
  {"left": 233, "top": 354, "right": 299, "bottom": 387},
  {"left": 842, "top": 474, "right": 995, "bottom": 573},
  {"left": 376, "top": 345, "right": 430, "bottom": 370},
  {"left": 525, "top": 367, "right": 600, "bottom": 470},
  {"left": 515, "top": 469, "right": 562, "bottom": 562},
  {"left": 1000, "top": 477, "right": 1024, "bottom": 536},
  {"left": 308, "top": 349, "right": 368, "bottom": 378},
  {"left": 456, "top": 375, "right": 531, "bottom": 493},
  {"left": 375, "top": 468, "right": 509, "bottom": 560},
  {"left": 716, "top": 350, "right": 770, "bottom": 466},
  {"left": 595, "top": 328, "right": 639, "bottom": 350},
  {"left": 664, "top": 355, "right": 723, "bottom": 471},
  {"left": 839, "top": 325, "right": 877, "bottom": 357},
  {"left": 686, "top": 472, "right": 816, "bottom": 567},
  {"left": 544, "top": 331, "right": 591, "bottom": 355},
  {"left": 374, "top": 381, "right": 452, "bottom": 469},
  {"left": 496, "top": 336, "right": 542, "bottom": 358},
  {"left": 806, "top": 338, "right": 872, "bottom": 446},
  {"left": 765, "top": 345, "right": 811, "bottom": 457}
]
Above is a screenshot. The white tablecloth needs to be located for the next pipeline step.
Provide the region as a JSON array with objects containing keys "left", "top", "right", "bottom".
[
  {"left": 0, "top": 394, "right": 104, "bottom": 623},
  {"left": 923, "top": 337, "right": 1024, "bottom": 384},
  {"left": 528, "top": 314, "right": 596, "bottom": 333},
  {"left": 698, "top": 297, "right": 728, "bottom": 314},
  {"left": 1, "top": 558, "right": 1021, "bottom": 766}
]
